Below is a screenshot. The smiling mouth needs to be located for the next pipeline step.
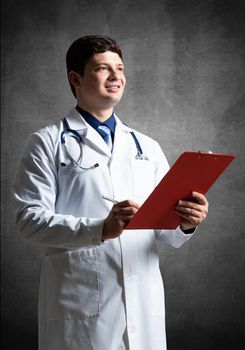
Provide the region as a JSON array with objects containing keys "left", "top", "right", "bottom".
[
  {"left": 105, "top": 85, "right": 121, "bottom": 93},
  {"left": 105, "top": 84, "right": 120, "bottom": 89}
]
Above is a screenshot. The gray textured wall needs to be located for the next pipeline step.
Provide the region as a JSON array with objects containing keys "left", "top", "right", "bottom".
[{"left": 2, "top": 0, "right": 245, "bottom": 349}]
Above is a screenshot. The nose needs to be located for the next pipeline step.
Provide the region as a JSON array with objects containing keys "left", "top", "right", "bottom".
[{"left": 108, "top": 68, "right": 119, "bottom": 80}]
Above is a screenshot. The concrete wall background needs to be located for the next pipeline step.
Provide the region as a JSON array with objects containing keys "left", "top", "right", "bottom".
[{"left": 2, "top": 0, "right": 245, "bottom": 349}]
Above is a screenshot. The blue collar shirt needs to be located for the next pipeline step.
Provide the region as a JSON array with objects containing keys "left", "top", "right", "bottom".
[{"left": 76, "top": 105, "right": 116, "bottom": 144}]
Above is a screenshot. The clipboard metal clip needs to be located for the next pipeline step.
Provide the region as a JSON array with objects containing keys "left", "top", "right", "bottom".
[{"left": 198, "top": 151, "right": 213, "bottom": 154}]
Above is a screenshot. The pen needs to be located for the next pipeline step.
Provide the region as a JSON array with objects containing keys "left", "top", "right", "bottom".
[{"left": 102, "top": 195, "right": 118, "bottom": 204}]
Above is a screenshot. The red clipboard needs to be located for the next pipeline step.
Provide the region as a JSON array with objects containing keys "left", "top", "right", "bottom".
[{"left": 126, "top": 151, "right": 235, "bottom": 230}]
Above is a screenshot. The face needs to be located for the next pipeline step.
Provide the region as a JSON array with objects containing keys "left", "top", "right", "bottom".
[{"left": 71, "top": 51, "right": 126, "bottom": 114}]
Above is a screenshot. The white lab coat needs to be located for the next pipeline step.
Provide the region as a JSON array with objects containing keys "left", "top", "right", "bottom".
[{"left": 13, "top": 108, "right": 193, "bottom": 350}]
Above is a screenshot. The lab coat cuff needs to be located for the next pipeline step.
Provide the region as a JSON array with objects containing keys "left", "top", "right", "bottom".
[
  {"left": 85, "top": 218, "right": 105, "bottom": 245},
  {"left": 176, "top": 225, "right": 196, "bottom": 239}
]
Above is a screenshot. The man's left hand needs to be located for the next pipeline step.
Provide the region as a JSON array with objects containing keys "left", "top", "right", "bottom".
[{"left": 176, "top": 191, "right": 209, "bottom": 231}]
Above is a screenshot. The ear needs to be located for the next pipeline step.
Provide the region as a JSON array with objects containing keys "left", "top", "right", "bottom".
[{"left": 68, "top": 71, "right": 82, "bottom": 90}]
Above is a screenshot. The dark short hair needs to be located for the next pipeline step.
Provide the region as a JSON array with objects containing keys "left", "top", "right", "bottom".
[{"left": 66, "top": 35, "right": 123, "bottom": 97}]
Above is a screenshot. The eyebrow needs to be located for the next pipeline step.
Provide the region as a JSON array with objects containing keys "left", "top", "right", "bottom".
[{"left": 94, "top": 63, "right": 124, "bottom": 67}]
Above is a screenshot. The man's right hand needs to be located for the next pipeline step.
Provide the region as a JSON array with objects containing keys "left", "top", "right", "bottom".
[{"left": 102, "top": 200, "right": 140, "bottom": 241}]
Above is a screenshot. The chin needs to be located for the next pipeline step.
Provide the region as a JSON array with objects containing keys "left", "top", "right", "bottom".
[{"left": 104, "top": 95, "right": 122, "bottom": 105}]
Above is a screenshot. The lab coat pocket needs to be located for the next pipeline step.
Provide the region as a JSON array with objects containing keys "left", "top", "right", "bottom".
[
  {"left": 129, "top": 159, "right": 155, "bottom": 200},
  {"left": 44, "top": 248, "right": 100, "bottom": 321}
]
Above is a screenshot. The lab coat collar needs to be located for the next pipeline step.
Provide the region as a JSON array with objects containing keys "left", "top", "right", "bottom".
[
  {"left": 114, "top": 115, "right": 133, "bottom": 133},
  {"left": 64, "top": 108, "right": 131, "bottom": 132},
  {"left": 64, "top": 108, "right": 132, "bottom": 157},
  {"left": 64, "top": 108, "right": 87, "bottom": 133}
]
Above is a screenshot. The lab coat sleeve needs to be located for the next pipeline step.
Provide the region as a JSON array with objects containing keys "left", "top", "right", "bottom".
[
  {"left": 152, "top": 142, "right": 195, "bottom": 248},
  {"left": 13, "top": 131, "right": 104, "bottom": 249}
]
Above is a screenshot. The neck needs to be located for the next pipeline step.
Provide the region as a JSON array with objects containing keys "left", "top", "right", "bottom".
[{"left": 77, "top": 103, "right": 113, "bottom": 122}]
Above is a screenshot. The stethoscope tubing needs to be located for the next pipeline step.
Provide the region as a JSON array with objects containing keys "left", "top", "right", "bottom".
[
  {"left": 61, "top": 118, "right": 147, "bottom": 169},
  {"left": 61, "top": 136, "right": 99, "bottom": 170}
]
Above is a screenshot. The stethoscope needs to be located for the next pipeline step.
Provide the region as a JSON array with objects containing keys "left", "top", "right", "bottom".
[{"left": 60, "top": 117, "right": 148, "bottom": 170}]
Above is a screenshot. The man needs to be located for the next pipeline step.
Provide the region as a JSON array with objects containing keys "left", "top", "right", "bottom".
[{"left": 14, "top": 35, "right": 208, "bottom": 350}]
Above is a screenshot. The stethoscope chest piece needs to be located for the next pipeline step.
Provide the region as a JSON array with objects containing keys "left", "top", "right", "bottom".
[{"left": 135, "top": 152, "right": 149, "bottom": 160}]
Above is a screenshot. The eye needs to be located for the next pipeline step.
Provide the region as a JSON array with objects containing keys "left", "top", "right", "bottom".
[
  {"left": 118, "top": 66, "right": 124, "bottom": 72},
  {"left": 98, "top": 65, "right": 108, "bottom": 71}
]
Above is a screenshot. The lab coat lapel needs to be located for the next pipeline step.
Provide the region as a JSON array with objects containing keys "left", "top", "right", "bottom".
[
  {"left": 112, "top": 116, "right": 133, "bottom": 164},
  {"left": 108, "top": 116, "right": 135, "bottom": 201},
  {"left": 86, "top": 126, "right": 112, "bottom": 157},
  {"left": 64, "top": 108, "right": 112, "bottom": 157}
]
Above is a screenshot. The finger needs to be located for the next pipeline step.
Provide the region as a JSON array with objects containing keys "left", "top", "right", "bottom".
[
  {"left": 176, "top": 207, "right": 207, "bottom": 222},
  {"left": 111, "top": 214, "right": 134, "bottom": 228},
  {"left": 178, "top": 193, "right": 209, "bottom": 210},
  {"left": 176, "top": 206, "right": 201, "bottom": 218},
  {"left": 192, "top": 192, "right": 209, "bottom": 206},
  {"left": 121, "top": 215, "right": 135, "bottom": 223},
  {"left": 120, "top": 207, "right": 139, "bottom": 215},
  {"left": 112, "top": 208, "right": 138, "bottom": 223},
  {"left": 176, "top": 211, "right": 202, "bottom": 226},
  {"left": 177, "top": 201, "right": 203, "bottom": 212},
  {"left": 113, "top": 205, "right": 139, "bottom": 215},
  {"left": 116, "top": 200, "right": 140, "bottom": 209}
]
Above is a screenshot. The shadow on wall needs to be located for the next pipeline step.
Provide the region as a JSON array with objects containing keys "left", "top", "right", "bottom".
[
  {"left": 167, "top": 325, "right": 245, "bottom": 350},
  {"left": 2, "top": 321, "right": 38, "bottom": 350},
  {"left": 212, "top": 92, "right": 245, "bottom": 155}
]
